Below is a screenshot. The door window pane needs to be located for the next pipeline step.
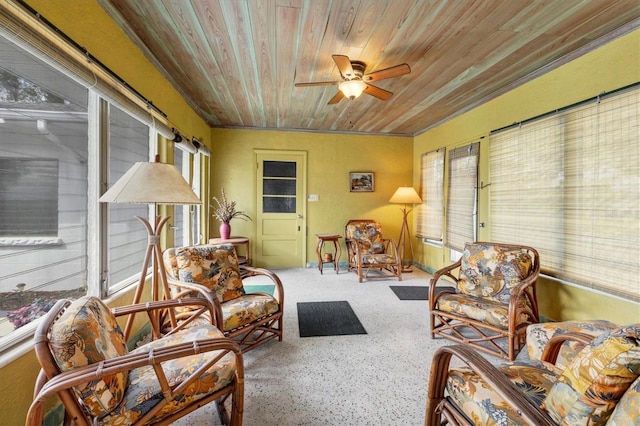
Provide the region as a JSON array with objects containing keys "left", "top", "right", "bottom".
[
  {"left": 263, "top": 197, "right": 296, "bottom": 213},
  {"left": 262, "top": 161, "right": 296, "bottom": 213},
  {"left": 263, "top": 179, "right": 296, "bottom": 195},
  {"left": 264, "top": 160, "right": 296, "bottom": 177}
]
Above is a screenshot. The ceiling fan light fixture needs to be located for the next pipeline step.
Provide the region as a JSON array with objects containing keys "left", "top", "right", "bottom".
[{"left": 339, "top": 80, "right": 367, "bottom": 100}]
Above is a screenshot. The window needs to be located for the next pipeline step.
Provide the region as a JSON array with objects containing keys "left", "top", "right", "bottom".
[
  {"left": 0, "top": 2, "right": 175, "bottom": 348},
  {"left": 173, "top": 145, "right": 188, "bottom": 247},
  {"left": 417, "top": 149, "right": 445, "bottom": 244},
  {"left": 0, "top": 33, "right": 89, "bottom": 342},
  {"left": 191, "top": 153, "right": 202, "bottom": 245},
  {"left": 446, "top": 143, "right": 479, "bottom": 251},
  {"left": 105, "top": 105, "right": 150, "bottom": 293},
  {"left": 490, "top": 86, "right": 639, "bottom": 301}
]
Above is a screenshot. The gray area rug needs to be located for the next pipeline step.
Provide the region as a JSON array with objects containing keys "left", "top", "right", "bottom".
[
  {"left": 297, "top": 300, "right": 367, "bottom": 337},
  {"left": 389, "top": 285, "right": 455, "bottom": 300}
]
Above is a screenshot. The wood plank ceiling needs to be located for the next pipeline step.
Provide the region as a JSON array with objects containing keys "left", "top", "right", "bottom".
[{"left": 98, "top": 0, "right": 640, "bottom": 137}]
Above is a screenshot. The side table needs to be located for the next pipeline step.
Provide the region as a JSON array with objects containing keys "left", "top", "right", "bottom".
[
  {"left": 315, "top": 234, "right": 341, "bottom": 274},
  {"left": 209, "top": 236, "right": 251, "bottom": 266}
]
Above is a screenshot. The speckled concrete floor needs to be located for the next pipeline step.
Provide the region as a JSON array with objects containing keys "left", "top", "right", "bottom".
[{"left": 174, "top": 267, "right": 463, "bottom": 426}]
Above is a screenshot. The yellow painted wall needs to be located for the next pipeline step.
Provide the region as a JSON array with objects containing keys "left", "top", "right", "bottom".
[
  {"left": 414, "top": 29, "right": 640, "bottom": 325},
  {"left": 209, "top": 128, "right": 413, "bottom": 265}
]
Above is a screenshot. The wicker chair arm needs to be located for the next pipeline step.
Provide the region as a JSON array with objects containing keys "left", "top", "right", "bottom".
[
  {"left": 426, "top": 344, "right": 556, "bottom": 426},
  {"left": 26, "top": 337, "right": 243, "bottom": 426},
  {"left": 239, "top": 265, "right": 285, "bottom": 304},
  {"left": 429, "top": 259, "right": 461, "bottom": 309},
  {"left": 112, "top": 297, "right": 215, "bottom": 319},
  {"left": 540, "top": 331, "right": 595, "bottom": 365},
  {"left": 112, "top": 297, "right": 220, "bottom": 338},
  {"left": 162, "top": 277, "right": 224, "bottom": 327},
  {"left": 345, "top": 238, "right": 364, "bottom": 256},
  {"left": 381, "top": 237, "right": 400, "bottom": 257}
]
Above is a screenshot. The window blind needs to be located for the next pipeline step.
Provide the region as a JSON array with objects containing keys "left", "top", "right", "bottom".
[
  {"left": 446, "top": 143, "right": 479, "bottom": 251},
  {"left": 490, "top": 86, "right": 639, "bottom": 301},
  {"left": 416, "top": 148, "right": 444, "bottom": 242}
]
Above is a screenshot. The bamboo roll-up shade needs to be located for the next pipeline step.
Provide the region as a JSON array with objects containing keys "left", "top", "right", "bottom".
[
  {"left": 490, "top": 86, "right": 639, "bottom": 301},
  {"left": 0, "top": 0, "right": 174, "bottom": 139},
  {"left": 416, "top": 149, "right": 445, "bottom": 242},
  {"left": 446, "top": 143, "right": 479, "bottom": 251}
]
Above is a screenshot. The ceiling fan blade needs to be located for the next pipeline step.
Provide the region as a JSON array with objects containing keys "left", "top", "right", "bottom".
[
  {"left": 328, "top": 90, "right": 345, "bottom": 104},
  {"left": 363, "top": 83, "right": 393, "bottom": 101},
  {"left": 332, "top": 54, "right": 354, "bottom": 78},
  {"left": 295, "top": 81, "right": 340, "bottom": 87},
  {"left": 363, "top": 63, "right": 411, "bottom": 82}
]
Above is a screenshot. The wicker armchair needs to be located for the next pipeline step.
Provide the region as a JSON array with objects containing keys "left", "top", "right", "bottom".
[
  {"left": 27, "top": 296, "right": 244, "bottom": 426},
  {"left": 345, "top": 219, "right": 402, "bottom": 283},
  {"left": 429, "top": 242, "right": 540, "bottom": 360},
  {"left": 425, "top": 322, "right": 640, "bottom": 426},
  {"left": 163, "top": 244, "right": 284, "bottom": 353}
]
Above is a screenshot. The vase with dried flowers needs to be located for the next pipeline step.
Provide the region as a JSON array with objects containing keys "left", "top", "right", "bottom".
[{"left": 211, "top": 188, "right": 251, "bottom": 239}]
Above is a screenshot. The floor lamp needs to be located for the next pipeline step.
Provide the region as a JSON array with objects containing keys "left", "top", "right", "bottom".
[
  {"left": 99, "top": 156, "right": 201, "bottom": 338},
  {"left": 389, "top": 187, "right": 422, "bottom": 272}
]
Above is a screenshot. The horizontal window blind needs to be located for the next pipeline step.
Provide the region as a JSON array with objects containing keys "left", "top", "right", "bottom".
[
  {"left": 417, "top": 148, "right": 444, "bottom": 241},
  {"left": 490, "top": 86, "right": 639, "bottom": 301},
  {"left": 446, "top": 143, "right": 479, "bottom": 251}
]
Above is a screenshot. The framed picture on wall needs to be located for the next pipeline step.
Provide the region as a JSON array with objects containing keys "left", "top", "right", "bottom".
[{"left": 350, "top": 172, "right": 374, "bottom": 192}]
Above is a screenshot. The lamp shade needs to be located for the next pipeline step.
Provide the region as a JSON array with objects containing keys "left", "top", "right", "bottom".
[
  {"left": 99, "top": 160, "right": 201, "bottom": 205},
  {"left": 339, "top": 80, "right": 367, "bottom": 99},
  {"left": 389, "top": 187, "right": 422, "bottom": 204}
]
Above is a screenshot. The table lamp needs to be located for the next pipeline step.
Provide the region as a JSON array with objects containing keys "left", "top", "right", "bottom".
[
  {"left": 99, "top": 155, "right": 201, "bottom": 337},
  {"left": 389, "top": 186, "right": 422, "bottom": 272}
]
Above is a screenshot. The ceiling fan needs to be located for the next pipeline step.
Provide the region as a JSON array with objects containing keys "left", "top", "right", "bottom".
[{"left": 295, "top": 55, "right": 411, "bottom": 104}]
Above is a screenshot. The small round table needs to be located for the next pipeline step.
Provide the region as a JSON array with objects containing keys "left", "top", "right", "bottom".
[
  {"left": 209, "top": 237, "right": 250, "bottom": 266},
  {"left": 315, "top": 234, "right": 342, "bottom": 274}
]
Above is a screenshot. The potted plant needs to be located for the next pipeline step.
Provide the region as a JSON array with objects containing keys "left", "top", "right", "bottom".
[{"left": 211, "top": 188, "right": 251, "bottom": 239}]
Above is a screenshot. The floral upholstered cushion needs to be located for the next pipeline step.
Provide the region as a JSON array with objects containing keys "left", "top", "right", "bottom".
[
  {"left": 48, "top": 296, "right": 128, "bottom": 417},
  {"left": 446, "top": 359, "right": 561, "bottom": 426},
  {"left": 360, "top": 253, "right": 397, "bottom": 265},
  {"left": 526, "top": 320, "right": 618, "bottom": 369},
  {"left": 346, "top": 221, "right": 385, "bottom": 254},
  {"left": 542, "top": 324, "right": 640, "bottom": 426},
  {"left": 222, "top": 294, "right": 280, "bottom": 331},
  {"left": 163, "top": 247, "right": 180, "bottom": 279},
  {"left": 436, "top": 293, "right": 535, "bottom": 329},
  {"left": 99, "top": 324, "right": 236, "bottom": 425},
  {"left": 458, "top": 243, "right": 533, "bottom": 304},
  {"left": 607, "top": 375, "right": 640, "bottom": 425},
  {"left": 174, "top": 245, "right": 245, "bottom": 302}
]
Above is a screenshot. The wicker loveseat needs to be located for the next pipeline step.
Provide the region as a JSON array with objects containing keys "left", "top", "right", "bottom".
[{"left": 426, "top": 320, "right": 640, "bottom": 425}]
